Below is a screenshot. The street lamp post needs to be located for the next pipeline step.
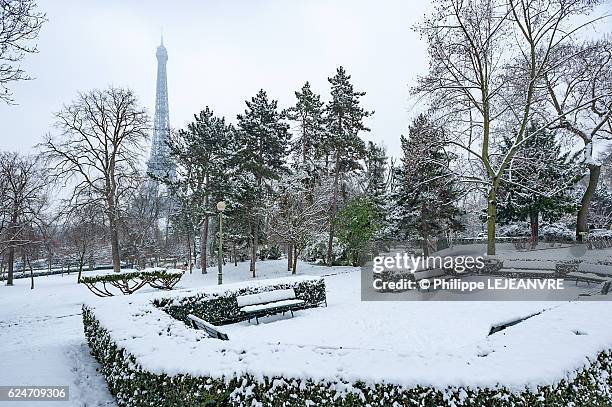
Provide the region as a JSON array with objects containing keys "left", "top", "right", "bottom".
[{"left": 217, "top": 201, "right": 226, "bottom": 285}]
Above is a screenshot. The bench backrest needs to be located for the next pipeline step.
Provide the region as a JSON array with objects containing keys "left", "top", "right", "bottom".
[
  {"left": 504, "top": 260, "right": 556, "bottom": 270},
  {"left": 577, "top": 263, "right": 612, "bottom": 277},
  {"left": 236, "top": 289, "right": 296, "bottom": 307},
  {"left": 187, "top": 314, "right": 229, "bottom": 340}
]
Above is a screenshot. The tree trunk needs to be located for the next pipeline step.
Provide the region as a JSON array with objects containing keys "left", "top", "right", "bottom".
[
  {"left": 233, "top": 243, "right": 238, "bottom": 267},
  {"left": 420, "top": 202, "right": 429, "bottom": 258},
  {"left": 292, "top": 246, "right": 298, "bottom": 275},
  {"left": 187, "top": 231, "right": 193, "bottom": 273},
  {"left": 200, "top": 216, "right": 208, "bottom": 274},
  {"left": 529, "top": 210, "right": 539, "bottom": 245},
  {"left": 486, "top": 187, "right": 497, "bottom": 256},
  {"left": 251, "top": 221, "right": 258, "bottom": 278},
  {"left": 287, "top": 243, "right": 293, "bottom": 272},
  {"left": 78, "top": 250, "right": 85, "bottom": 283},
  {"left": 109, "top": 217, "right": 121, "bottom": 273},
  {"left": 576, "top": 164, "right": 601, "bottom": 241},
  {"left": 6, "top": 246, "right": 14, "bottom": 286},
  {"left": 28, "top": 257, "right": 34, "bottom": 289},
  {"left": 327, "top": 154, "right": 341, "bottom": 266}
]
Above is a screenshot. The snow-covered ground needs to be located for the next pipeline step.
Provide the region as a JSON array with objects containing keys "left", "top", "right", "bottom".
[
  {"left": 0, "top": 260, "right": 351, "bottom": 407},
  {"left": 1, "top": 248, "right": 611, "bottom": 405}
]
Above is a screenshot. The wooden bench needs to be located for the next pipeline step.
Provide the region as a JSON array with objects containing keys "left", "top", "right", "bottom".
[
  {"left": 566, "top": 263, "right": 612, "bottom": 293},
  {"left": 187, "top": 314, "right": 229, "bottom": 340},
  {"left": 496, "top": 260, "right": 557, "bottom": 277},
  {"left": 236, "top": 289, "right": 305, "bottom": 324}
]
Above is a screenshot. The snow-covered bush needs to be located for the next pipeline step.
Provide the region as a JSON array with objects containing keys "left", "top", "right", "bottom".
[
  {"left": 591, "top": 229, "right": 612, "bottom": 238},
  {"left": 80, "top": 269, "right": 183, "bottom": 297},
  {"left": 83, "top": 302, "right": 612, "bottom": 406},
  {"left": 498, "top": 223, "right": 530, "bottom": 237},
  {"left": 266, "top": 245, "right": 282, "bottom": 260},
  {"left": 541, "top": 224, "right": 575, "bottom": 242},
  {"left": 303, "top": 233, "right": 345, "bottom": 264}
]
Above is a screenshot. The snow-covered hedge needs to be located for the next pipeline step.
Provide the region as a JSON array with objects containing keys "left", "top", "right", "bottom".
[
  {"left": 83, "top": 300, "right": 612, "bottom": 406},
  {"left": 81, "top": 269, "right": 183, "bottom": 297},
  {"left": 82, "top": 276, "right": 612, "bottom": 406},
  {"left": 153, "top": 277, "right": 326, "bottom": 325},
  {"left": 541, "top": 224, "right": 575, "bottom": 242},
  {"left": 0, "top": 268, "right": 65, "bottom": 281}
]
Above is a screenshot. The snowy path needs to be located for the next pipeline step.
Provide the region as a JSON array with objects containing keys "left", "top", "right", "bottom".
[{"left": 0, "top": 276, "right": 116, "bottom": 407}]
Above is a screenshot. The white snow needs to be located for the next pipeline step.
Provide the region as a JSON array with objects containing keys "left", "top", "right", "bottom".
[
  {"left": 236, "top": 288, "right": 297, "bottom": 307},
  {"left": 86, "top": 255, "right": 612, "bottom": 394},
  {"left": 577, "top": 263, "right": 612, "bottom": 276},
  {"left": 240, "top": 299, "right": 305, "bottom": 313},
  {"left": 502, "top": 260, "right": 557, "bottom": 270},
  {"left": 2, "top": 250, "right": 612, "bottom": 405}
]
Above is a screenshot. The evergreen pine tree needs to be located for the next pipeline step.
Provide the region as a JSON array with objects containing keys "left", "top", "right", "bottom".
[
  {"left": 166, "top": 107, "right": 233, "bottom": 273},
  {"left": 324, "top": 66, "right": 373, "bottom": 266},
  {"left": 393, "top": 114, "right": 463, "bottom": 256},
  {"left": 496, "top": 122, "right": 580, "bottom": 243},
  {"left": 236, "top": 89, "right": 290, "bottom": 276},
  {"left": 362, "top": 141, "right": 389, "bottom": 241},
  {"left": 284, "top": 82, "right": 327, "bottom": 269},
  {"left": 286, "top": 81, "right": 326, "bottom": 170},
  {"left": 362, "top": 142, "right": 388, "bottom": 203}
]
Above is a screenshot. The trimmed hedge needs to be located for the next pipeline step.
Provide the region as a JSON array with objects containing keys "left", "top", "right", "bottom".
[
  {"left": 153, "top": 278, "right": 327, "bottom": 325},
  {"left": 81, "top": 269, "right": 183, "bottom": 297},
  {"left": 83, "top": 304, "right": 612, "bottom": 406}
]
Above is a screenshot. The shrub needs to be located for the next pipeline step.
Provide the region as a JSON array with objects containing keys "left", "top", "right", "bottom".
[
  {"left": 336, "top": 197, "right": 382, "bottom": 266},
  {"left": 81, "top": 269, "right": 183, "bottom": 297},
  {"left": 303, "top": 234, "right": 345, "bottom": 264},
  {"left": 541, "top": 224, "right": 575, "bottom": 242},
  {"left": 266, "top": 245, "right": 282, "bottom": 260}
]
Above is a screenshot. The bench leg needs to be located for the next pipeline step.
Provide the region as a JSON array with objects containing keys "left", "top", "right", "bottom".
[
  {"left": 256, "top": 316, "right": 259, "bottom": 325},
  {"left": 291, "top": 310, "right": 294, "bottom": 318}
]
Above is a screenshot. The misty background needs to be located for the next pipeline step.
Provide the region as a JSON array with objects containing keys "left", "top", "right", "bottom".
[{"left": 0, "top": 0, "right": 439, "bottom": 157}]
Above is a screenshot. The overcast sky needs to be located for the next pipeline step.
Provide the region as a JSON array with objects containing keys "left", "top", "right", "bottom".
[{"left": 0, "top": 0, "right": 437, "bottom": 158}]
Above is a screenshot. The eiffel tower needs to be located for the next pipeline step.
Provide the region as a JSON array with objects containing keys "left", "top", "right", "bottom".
[{"left": 147, "top": 34, "right": 175, "bottom": 189}]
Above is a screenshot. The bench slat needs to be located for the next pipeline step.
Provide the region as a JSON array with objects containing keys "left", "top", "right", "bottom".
[
  {"left": 240, "top": 298, "right": 305, "bottom": 314},
  {"left": 187, "top": 314, "right": 229, "bottom": 340},
  {"left": 577, "top": 263, "right": 612, "bottom": 277},
  {"left": 236, "top": 289, "right": 296, "bottom": 307},
  {"left": 567, "top": 272, "right": 612, "bottom": 283}
]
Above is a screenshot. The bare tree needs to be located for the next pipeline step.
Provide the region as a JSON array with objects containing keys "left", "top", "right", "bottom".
[
  {"left": 414, "top": 0, "right": 605, "bottom": 254},
  {"left": 41, "top": 87, "right": 149, "bottom": 273},
  {"left": 120, "top": 185, "right": 163, "bottom": 269},
  {"left": 61, "top": 203, "right": 105, "bottom": 282},
  {"left": 268, "top": 171, "right": 328, "bottom": 274},
  {"left": 0, "top": 152, "right": 48, "bottom": 285},
  {"left": 544, "top": 39, "right": 612, "bottom": 240},
  {"left": 0, "top": 0, "right": 46, "bottom": 104}
]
